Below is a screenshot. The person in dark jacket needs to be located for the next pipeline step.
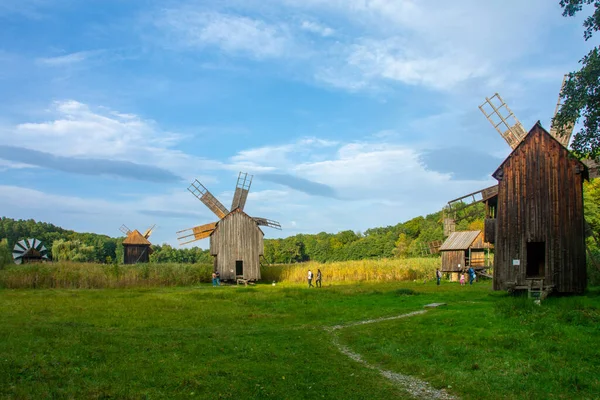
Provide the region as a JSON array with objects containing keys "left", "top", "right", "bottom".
[{"left": 316, "top": 269, "right": 322, "bottom": 288}]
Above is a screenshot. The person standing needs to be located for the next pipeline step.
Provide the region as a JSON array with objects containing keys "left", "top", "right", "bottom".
[
  {"left": 308, "top": 269, "right": 314, "bottom": 288},
  {"left": 212, "top": 272, "right": 217, "bottom": 287},
  {"left": 468, "top": 267, "right": 476, "bottom": 285},
  {"left": 435, "top": 269, "right": 442, "bottom": 286},
  {"left": 215, "top": 271, "right": 221, "bottom": 286},
  {"left": 460, "top": 273, "right": 466, "bottom": 286},
  {"left": 316, "top": 269, "right": 322, "bottom": 288}
]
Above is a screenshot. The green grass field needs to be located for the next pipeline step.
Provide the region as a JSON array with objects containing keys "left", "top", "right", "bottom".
[{"left": 1, "top": 281, "right": 599, "bottom": 399}]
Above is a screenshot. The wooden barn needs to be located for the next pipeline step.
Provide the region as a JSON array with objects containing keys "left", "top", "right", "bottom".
[
  {"left": 439, "top": 230, "right": 490, "bottom": 280},
  {"left": 210, "top": 209, "right": 264, "bottom": 281},
  {"left": 122, "top": 230, "right": 153, "bottom": 264},
  {"left": 486, "top": 122, "right": 589, "bottom": 294}
]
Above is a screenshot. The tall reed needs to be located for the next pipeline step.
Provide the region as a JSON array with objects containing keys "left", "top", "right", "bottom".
[
  {"left": 0, "top": 262, "right": 212, "bottom": 289},
  {"left": 261, "top": 258, "right": 440, "bottom": 284}
]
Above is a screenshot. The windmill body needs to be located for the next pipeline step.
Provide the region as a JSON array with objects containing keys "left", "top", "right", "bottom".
[
  {"left": 489, "top": 123, "right": 588, "bottom": 294},
  {"left": 120, "top": 225, "right": 154, "bottom": 264},
  {"left": 210, "top": 209, "right": 264, "bottom": 281},
  {"left": 177, "top": 172, "right": 281, "bottom": 282},
  {"left": 12, "top": 238, "right": 49, "bottom": 264},
  {"left": 440, "top": 75, "right": 590, "bottom": 295},
  {"left": 465, "top": 76, "right": 589, "bottom": 295}
]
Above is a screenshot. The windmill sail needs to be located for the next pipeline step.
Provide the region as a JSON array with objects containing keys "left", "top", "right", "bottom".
[
  {"left": 177, "top": 222, "right": 218, "bottom": 245},
  {"left": 231, "top": 172, "right": 253, "bottom": 211},
  {"left": 188, "top": 180, "right": 230, "bottom": 219},
  {"left": 253, "top": 217, "right": 282, "bottom": 230},
  {"left": 119, "top": 224, "right": 132, "bottom": 236},
  {"left": 479, "top": 93, "right": 527, "bottom": 149},
  {"left": 12, "top": 238, "right": 49, "bottom": 265},
  {"left": 143, "top": 224, "right": 156, "bottom": 239},
  {"left": 549, "top": 74, "right": 575, "bottom": 147}
]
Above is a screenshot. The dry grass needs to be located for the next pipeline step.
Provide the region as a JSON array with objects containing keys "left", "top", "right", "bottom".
[
  {"left": 0, "top": 262, "right": 212, "bottom": 289},
  {"left": 262, "top": 258, "right": 440, "bottom": 284},
  {"left": 0, "top": 258, "right": 441, "bottom": 288}
]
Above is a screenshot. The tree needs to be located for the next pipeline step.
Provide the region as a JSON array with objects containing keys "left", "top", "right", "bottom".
[
  {"left": 553, "top": 1, "right": 600, "bottom": 158},
  {"left": 0, "top": 239, "right": 12, "bottom": 268}
]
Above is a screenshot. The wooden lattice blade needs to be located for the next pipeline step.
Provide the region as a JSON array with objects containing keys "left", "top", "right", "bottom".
[
  {"left": 188, "top": 180, "right": 229, "bottom": 219},
  {"left": 177, "top": 222, "right": 217, "bottom": 245},
  {"left": 479, "top": 93, "right": 527, "bottom": 149},
  {"left": 549, "top": 74, "right": 575, "bottom": 148},
  {"left": 254, "top": 217, "right": 282, "bottom": 230},
  {"left": 231, "top": 172, "right": 252, "bottom": 211}
]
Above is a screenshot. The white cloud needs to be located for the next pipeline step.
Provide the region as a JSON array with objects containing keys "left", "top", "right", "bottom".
[
  {"left": 300, "top": 20, "right": 334, "bottom": 37},
  {"left": 155, "top": 10, "right": 291, "bottom": 59},
  {"left": 2, "top": 100, "right": 224, "bottom": 177},
  {"left": 230, "top": 137, "right": 338, "bottom": 170}
]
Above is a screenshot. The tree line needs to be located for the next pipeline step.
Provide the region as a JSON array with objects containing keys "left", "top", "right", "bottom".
[
  {"left": 0, "top": 203, "right": 487, "bottom": 266},
  {"left": 1, "top": 178, "right": 599, "bottom": 268}
]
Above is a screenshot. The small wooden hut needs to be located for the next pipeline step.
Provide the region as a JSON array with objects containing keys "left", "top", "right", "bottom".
[
  {"left": 210, "top": 209, "right": 264, "bottom": 281},
  {"left": 487, "top": 122, "right": 588, "bottom": 294},
  {"left": 122, "top": 230, "right": 153, "bottom": 264},
  {"left": 439, "top": 230, "right": 490, "bottom": 280}
]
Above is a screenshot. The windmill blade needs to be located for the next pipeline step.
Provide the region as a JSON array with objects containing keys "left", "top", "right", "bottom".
[
  {"left": 143, "top": 224, "right": 156, "bottom": 239},
  {"left": 253, "top": 217, "right": 282, "bottom": 230},
  {"left": 188, "top": 180, "right": 229, "bottom": 219},
  {"left": 479, "top": 93, "right": 527, "bottom": 149},
  {"left": 231, "top": 172, "right": 253, "bottom": 211},
  {"left": 119, "top": 224, "right": 132, "bottom": 236},
  {"left": 177, "top": 222, "right": 218, "bottom": 245},
  {"left": 550, "top": 74, "right": 575, "bottom": 147},
  {"left": 12, "top": 238, "right": 48, "bottom": 264},
  {"left": 447, "top": 185, "right": 498, "bottom": 213}
]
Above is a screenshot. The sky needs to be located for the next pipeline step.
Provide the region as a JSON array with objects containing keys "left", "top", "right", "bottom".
[{"left": 0, "top": 0, "right": 596, "bottom": 248}]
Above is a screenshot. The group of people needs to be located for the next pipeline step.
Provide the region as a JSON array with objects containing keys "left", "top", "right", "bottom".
[
  {"left": 307, "top": 269, "right": 322, "bottom": 288},
  {"left": 436, "top": 267, "right": 477, "bottom": 286}
]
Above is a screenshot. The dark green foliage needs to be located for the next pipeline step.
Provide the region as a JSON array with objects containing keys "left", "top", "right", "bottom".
[
  {"left": 263, "top": 207, "right": 484, "bottom": 263},
  {"left": 554, "top": 1, "right": 600, "bottom": 158}
]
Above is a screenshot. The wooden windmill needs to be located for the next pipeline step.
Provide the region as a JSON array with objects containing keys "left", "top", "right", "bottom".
[
  {"left": 471, "top": 75, "right": 589, "bottom": 295},
  {"left": 177, "top": 172, "right": 281, "bottom": 282},
  {"left": 120, "top": 224, "right": 155, "bottom": 264},
  {"left": 443, "top": 74, "right": 581, "bottom": 239}
]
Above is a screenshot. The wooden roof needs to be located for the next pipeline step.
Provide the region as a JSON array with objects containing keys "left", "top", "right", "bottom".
[
  {"left": 439, "top": 231, "right": 482, "bottom": 251},
  {"left": 493, "top": 122, "right": 589, "bottom": 181},
  {"left": 213, "top": 208, "right": 264, "bottom": 236},
  {"left": 123, "top": 229, "right": 152, "bottom": 245}
]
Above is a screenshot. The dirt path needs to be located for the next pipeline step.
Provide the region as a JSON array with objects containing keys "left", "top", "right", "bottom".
[{"left": 326, "top": 307, "right": 459, "bottom": 400}]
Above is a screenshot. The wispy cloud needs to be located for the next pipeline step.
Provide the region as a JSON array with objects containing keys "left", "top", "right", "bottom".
[
  {"left": 0, "top": 145, "right": 183, "bottom": 183},
  {"left": 155, "top": 10, "right": 292, "bottom": 59},
  {"left": 36, "top": 50, "right": 105, "bottom": 67}
]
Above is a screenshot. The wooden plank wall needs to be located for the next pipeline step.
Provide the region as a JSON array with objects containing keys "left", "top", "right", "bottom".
[
  {"left": 493, "top": 125, "right": 587, "bottom": 293},
  {"left": 210, "top": 211, "right": 264, "bottom": 281},
  {"left": 441, "top": 251, "right": 465, "bottom": 272},
  {"left": 124, "top": 245, "right": 150, "bottom": 264}
]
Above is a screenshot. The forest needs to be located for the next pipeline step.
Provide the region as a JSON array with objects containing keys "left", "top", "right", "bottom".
[{"left": 1, "top": 179, "right": 599, "bottom": 268}]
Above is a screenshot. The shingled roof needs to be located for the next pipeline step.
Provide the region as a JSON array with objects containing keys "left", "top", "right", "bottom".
[
  {"left": 439, "top": 231, "right": 481, "bottom": 251},
  {"left": 122, "top": 230, "right": 151, "bottom": 245}
]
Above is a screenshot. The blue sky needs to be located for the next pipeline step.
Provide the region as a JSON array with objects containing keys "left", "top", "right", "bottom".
[{"left": 0, "top": 0, "right": 595, "bottom": 247}]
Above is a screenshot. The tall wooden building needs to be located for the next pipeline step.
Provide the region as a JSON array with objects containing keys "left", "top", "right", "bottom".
[
  {"left": 122, "top": 230, "right": 153, "bottom": 264},
  {"left": 486, "top": 122, "right": 588, "bottom": 294},
  {"left": 210, "top": 209, "right": 264, "bottom": 280},
  {"left": 177, "top": 172, "right": 281, "bottom": 282}
]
